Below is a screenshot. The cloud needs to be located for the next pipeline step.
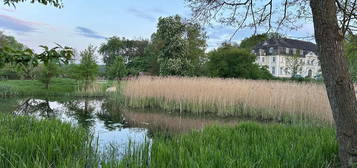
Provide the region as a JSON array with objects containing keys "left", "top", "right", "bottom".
[
  {"left": 128, "top": 8, "right": 156, "bottom": 22},
  {"left": 75, "top": 26, "right": 106, "bottom": 39},
  {"left": 0, "top": 14, "right": 56, "bottom": 33},
  {"left": 0, "top": 14, "right": 36, "bottom": 32}
]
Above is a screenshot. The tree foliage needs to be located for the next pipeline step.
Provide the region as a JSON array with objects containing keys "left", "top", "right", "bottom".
[
  {"left": 77, "top": 45, "right": 99, "bottom": 90},
  {"left": 154, "top": 15, "right": 207, "bottom": 76},
  {"left": 99, "top": 37, "right": 148, "bottom": 66},
  {"left": 206, "top": 44, "right": 272, "bottom": 79},
  {"left": 36, "top": 44, "right": 74, "bottom": 89},
  {"left": 240, "top": 34, "right": 269, "bottom": 50},
  {"left": 3, "top": 0, "right": 63, "bottom": 8},
  {"left": 106, "top": 56, "right": 127, "bottom": 80}
]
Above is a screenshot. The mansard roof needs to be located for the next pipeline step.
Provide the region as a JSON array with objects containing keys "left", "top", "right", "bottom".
[{"left": 254, "top": 37, "right": 318, "bottom": 53}]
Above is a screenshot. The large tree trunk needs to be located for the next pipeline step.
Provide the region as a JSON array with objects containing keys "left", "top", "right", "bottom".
[{"left": 310, "top": 0, "right": 357, "bottom": 167}]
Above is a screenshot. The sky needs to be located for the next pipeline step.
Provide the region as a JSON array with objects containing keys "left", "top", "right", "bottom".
[{"left": 0, "top": 0, "right": 315, "bottom": 64}]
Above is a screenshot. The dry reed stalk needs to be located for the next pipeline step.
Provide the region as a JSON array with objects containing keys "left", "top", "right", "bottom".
[{"left": 122, "top": 76, "right": 357, "bottom": 123}]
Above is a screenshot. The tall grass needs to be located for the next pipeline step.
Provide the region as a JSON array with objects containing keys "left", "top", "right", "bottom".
[
  {"left": 117, "top": 122, "right": 338, "bottom": 168},
  {"left": 0, "top": 113, "right": 96, "bottom": 167},
  {"left": 122, "top": 76, "right": 357, "bottom": 124}
]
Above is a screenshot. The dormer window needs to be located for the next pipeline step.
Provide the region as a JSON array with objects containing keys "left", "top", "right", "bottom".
[
  {"left": 269, "top": 47, "right": 274, "bottom": 54},
  {"left": 293, "top": 48, "right": 297, "bottom": 55},
  {"left": 286, "top": 48, "right": 289, "bottom": 54},
  {"left": 263, "top": 41, "right": 268, "bottom": 46}
]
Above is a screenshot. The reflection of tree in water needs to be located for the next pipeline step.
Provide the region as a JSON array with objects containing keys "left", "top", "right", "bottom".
[
  {"left": 15, "top": 98, "right": 58, "bottom": 119},
  {"left": 63, "top": 99, "right": 95, "bottom": 129},
  {"left": 96, "top": 100, "right": 125, "bottom": 131}
]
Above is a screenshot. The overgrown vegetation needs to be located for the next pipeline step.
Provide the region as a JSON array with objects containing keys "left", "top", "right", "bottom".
[
  {"left": 0, "top": 113, "right": 93, "bottom": 167},
  {"left": 116, "top": 123, "right": 338, "bottom": 168}
]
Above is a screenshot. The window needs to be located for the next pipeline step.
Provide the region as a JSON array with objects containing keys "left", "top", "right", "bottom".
[
  {"left": 286, "top": 48, "right": 289, "bottom": 54},
  {"left": 300, "top": 50, "right": 304, "bottom": 56},
  {"left": 293, "top": 48, "right": 297, "bottom": 55},
  {"left": 269, "top": 47, "right": 274, "bottom": 54},
  {"left": 280, "top": 67, "right": 284, "bottom": 75},
  {"left": 262, "top": 57, "right": 265, "bottom": 62},
  {"left": 272, "top": 67, "right": 276, "bottom": 75},
  {"left": 272, "top": 57, "right": 276, "bottom": 63}
]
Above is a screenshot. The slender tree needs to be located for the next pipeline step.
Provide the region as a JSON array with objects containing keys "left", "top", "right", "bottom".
[
  {"left": 186, "top": 0, "right": 357, "bottom": 167},
  {"left": 77, "top": 45, "right": 99, "bottom": 91}
]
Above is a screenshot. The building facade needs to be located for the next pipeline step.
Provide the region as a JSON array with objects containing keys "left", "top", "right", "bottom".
[{"left": 252, "top": 38, "right": 321, "bottom": 78}]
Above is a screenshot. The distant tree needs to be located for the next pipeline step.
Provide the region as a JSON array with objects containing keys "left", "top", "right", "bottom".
[
  {"left": 239, "top": 34, "right": 268, "bottom": 50},
  {"left": 206, "top": 44, "right": 272, "bottom": 79},
  {"left": 77, "top": 45, "right": 99, "bottom": 91},
  {"left": 285, "top": 53, "right": 304, "bottom": 78},
  {"left": 99, "top": 37, "right": 148, "bottom": 66},
  {"left": 37, "top": 44, "right": 73, "bottom": 89},
  {"left": 106, "top": 56, "right": 127, "bottom": 81},
  {"left": 154, "top": 15, "right": 207, "bottom": 76}
]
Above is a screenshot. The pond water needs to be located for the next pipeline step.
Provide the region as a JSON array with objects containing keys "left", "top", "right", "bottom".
[
  {"left": 0, "top": 97, "right": 149, "bottom": 159},
  {"left": 0, "top": 97, "right": 240, "bottom": 159}
]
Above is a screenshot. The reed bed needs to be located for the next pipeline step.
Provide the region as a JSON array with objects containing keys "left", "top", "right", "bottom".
[
  {"left": 117, "top": 122, "right": 338, "bottom": 168},
  {"left": 0, "top": 113, "right": 96, "bottom": 167},
  {"left": 122, "top": 77, "right": 357, "bottom": 124}
]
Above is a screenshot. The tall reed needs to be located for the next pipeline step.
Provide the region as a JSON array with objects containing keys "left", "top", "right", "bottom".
[{"left": 122, "top": 76, "right": 357, "bottom": 124}]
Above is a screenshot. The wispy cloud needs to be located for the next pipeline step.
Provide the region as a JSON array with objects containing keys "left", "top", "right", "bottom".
[
  {"left": 76, "top": 26, "right": 106, "bottom": 39},
  {"left": 0, "top": 14, "right": 56, "bottom": 33},
  {"left": 128, "top": 8, "right": 156, "bottom": 22},
  {"left": 0, "top": 14, "right": 36, "bottom": 32}
]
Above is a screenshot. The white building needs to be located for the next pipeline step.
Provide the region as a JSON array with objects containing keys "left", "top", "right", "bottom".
[{"left": 252, "top": 38, "right": 321, "bottom": 78}]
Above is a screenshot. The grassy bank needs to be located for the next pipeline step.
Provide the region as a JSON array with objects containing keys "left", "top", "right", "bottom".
[
  {"left": 119, "top": 76, "right": 353, "bottom": 124},
  {"left": 0, "top": 78, "right": 112, "bottom": 97},
  {"left": 117, "top": 122, "right": 338, "bottom": 168},
  {"left": 0, "top": 113, "right": 95, "bottom": 167}
]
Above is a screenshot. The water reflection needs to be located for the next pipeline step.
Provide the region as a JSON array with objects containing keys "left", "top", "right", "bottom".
[{"left": 11, "top": 98, "right": 149, "bottom": 158}]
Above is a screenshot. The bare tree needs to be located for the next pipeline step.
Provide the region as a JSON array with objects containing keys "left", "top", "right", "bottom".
[{"left": 186, "top": 0, "right": 357, "bottom": 167}]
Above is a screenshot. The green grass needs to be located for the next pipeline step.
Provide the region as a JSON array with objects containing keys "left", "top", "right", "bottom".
[
  {"left": 0, "top": 113, "right": 96, "bottom": 168},
  {"left": 116, "top": 122, "right": 338, "bottom": 168},
  {"left": 0, "top": 78, "right": 111, "bottom": 97}
]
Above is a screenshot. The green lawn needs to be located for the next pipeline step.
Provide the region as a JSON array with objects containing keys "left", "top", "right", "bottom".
[{"left": 0, "top": 78, "right": 111, "bottom": 97}]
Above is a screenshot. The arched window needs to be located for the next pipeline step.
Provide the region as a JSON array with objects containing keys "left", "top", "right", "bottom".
[{"left": 308, "top": 69, "right": 313, "bottom": 77}]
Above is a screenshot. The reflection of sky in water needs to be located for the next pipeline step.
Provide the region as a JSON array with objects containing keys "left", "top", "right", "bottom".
[{"left": 13, "top": 98, "right": 149, "bottom": 159}]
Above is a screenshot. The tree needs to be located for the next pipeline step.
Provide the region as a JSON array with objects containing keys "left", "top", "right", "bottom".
[
  {"left": 240, "top": 34, "right": 269, "bottom": 50},
  {"left": 99, "top": 37, "right": 148, "bottom": 66},
  {"left": 186, "top": 0, "right": 357, "bottom": 166},
  {"left": 106, "top": 56, "right": 127, "bottom": 81},
  {"left": 77, "top": 45, "right": 99, "bottom": 91},
  {"left": 285, "top": 53, "right": 304, "bottom": 78},
  {"left": 206, "top": 44, "right": 272, "bottom": 79},
  {"left": 37, "top": 44, "right": 73, "bottom": 89},
  {"left": 154, "top": 15, "right": 207, "bottom": 76}
]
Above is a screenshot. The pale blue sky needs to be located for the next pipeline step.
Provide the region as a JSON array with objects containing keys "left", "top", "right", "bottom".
[{"left": 0, "top": 0, "right": 315, "bottom": 63}]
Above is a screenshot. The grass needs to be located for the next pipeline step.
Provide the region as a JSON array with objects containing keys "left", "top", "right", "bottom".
[
  {"left": 120, "top": 76, "right": 357, "bottom": 124},
  {"left": 0, "top": 78, "right": 112, "bottom": 97},
  {"left": 0, "top": 113, "right": 96, "bottom": 168},
  {"left": 117, "top": 122, "right": 338, "bottom": 168}
]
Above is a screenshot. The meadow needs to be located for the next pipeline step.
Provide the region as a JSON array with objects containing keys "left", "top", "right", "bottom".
[{"left": 122, "top": 76, "right": 357, "bottom": 124}]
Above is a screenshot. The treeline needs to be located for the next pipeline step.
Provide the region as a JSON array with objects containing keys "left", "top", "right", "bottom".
[
  {"left": 1, "top": 15, "right": 357, "bottom": 83},
  {"left": 98, "top": 15, "right": 273, "bottom": 80}
]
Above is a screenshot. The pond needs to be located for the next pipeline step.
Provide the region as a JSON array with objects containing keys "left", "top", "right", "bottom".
[{"left": 0, "top": 97, "right": 240, "bottom": 159}]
